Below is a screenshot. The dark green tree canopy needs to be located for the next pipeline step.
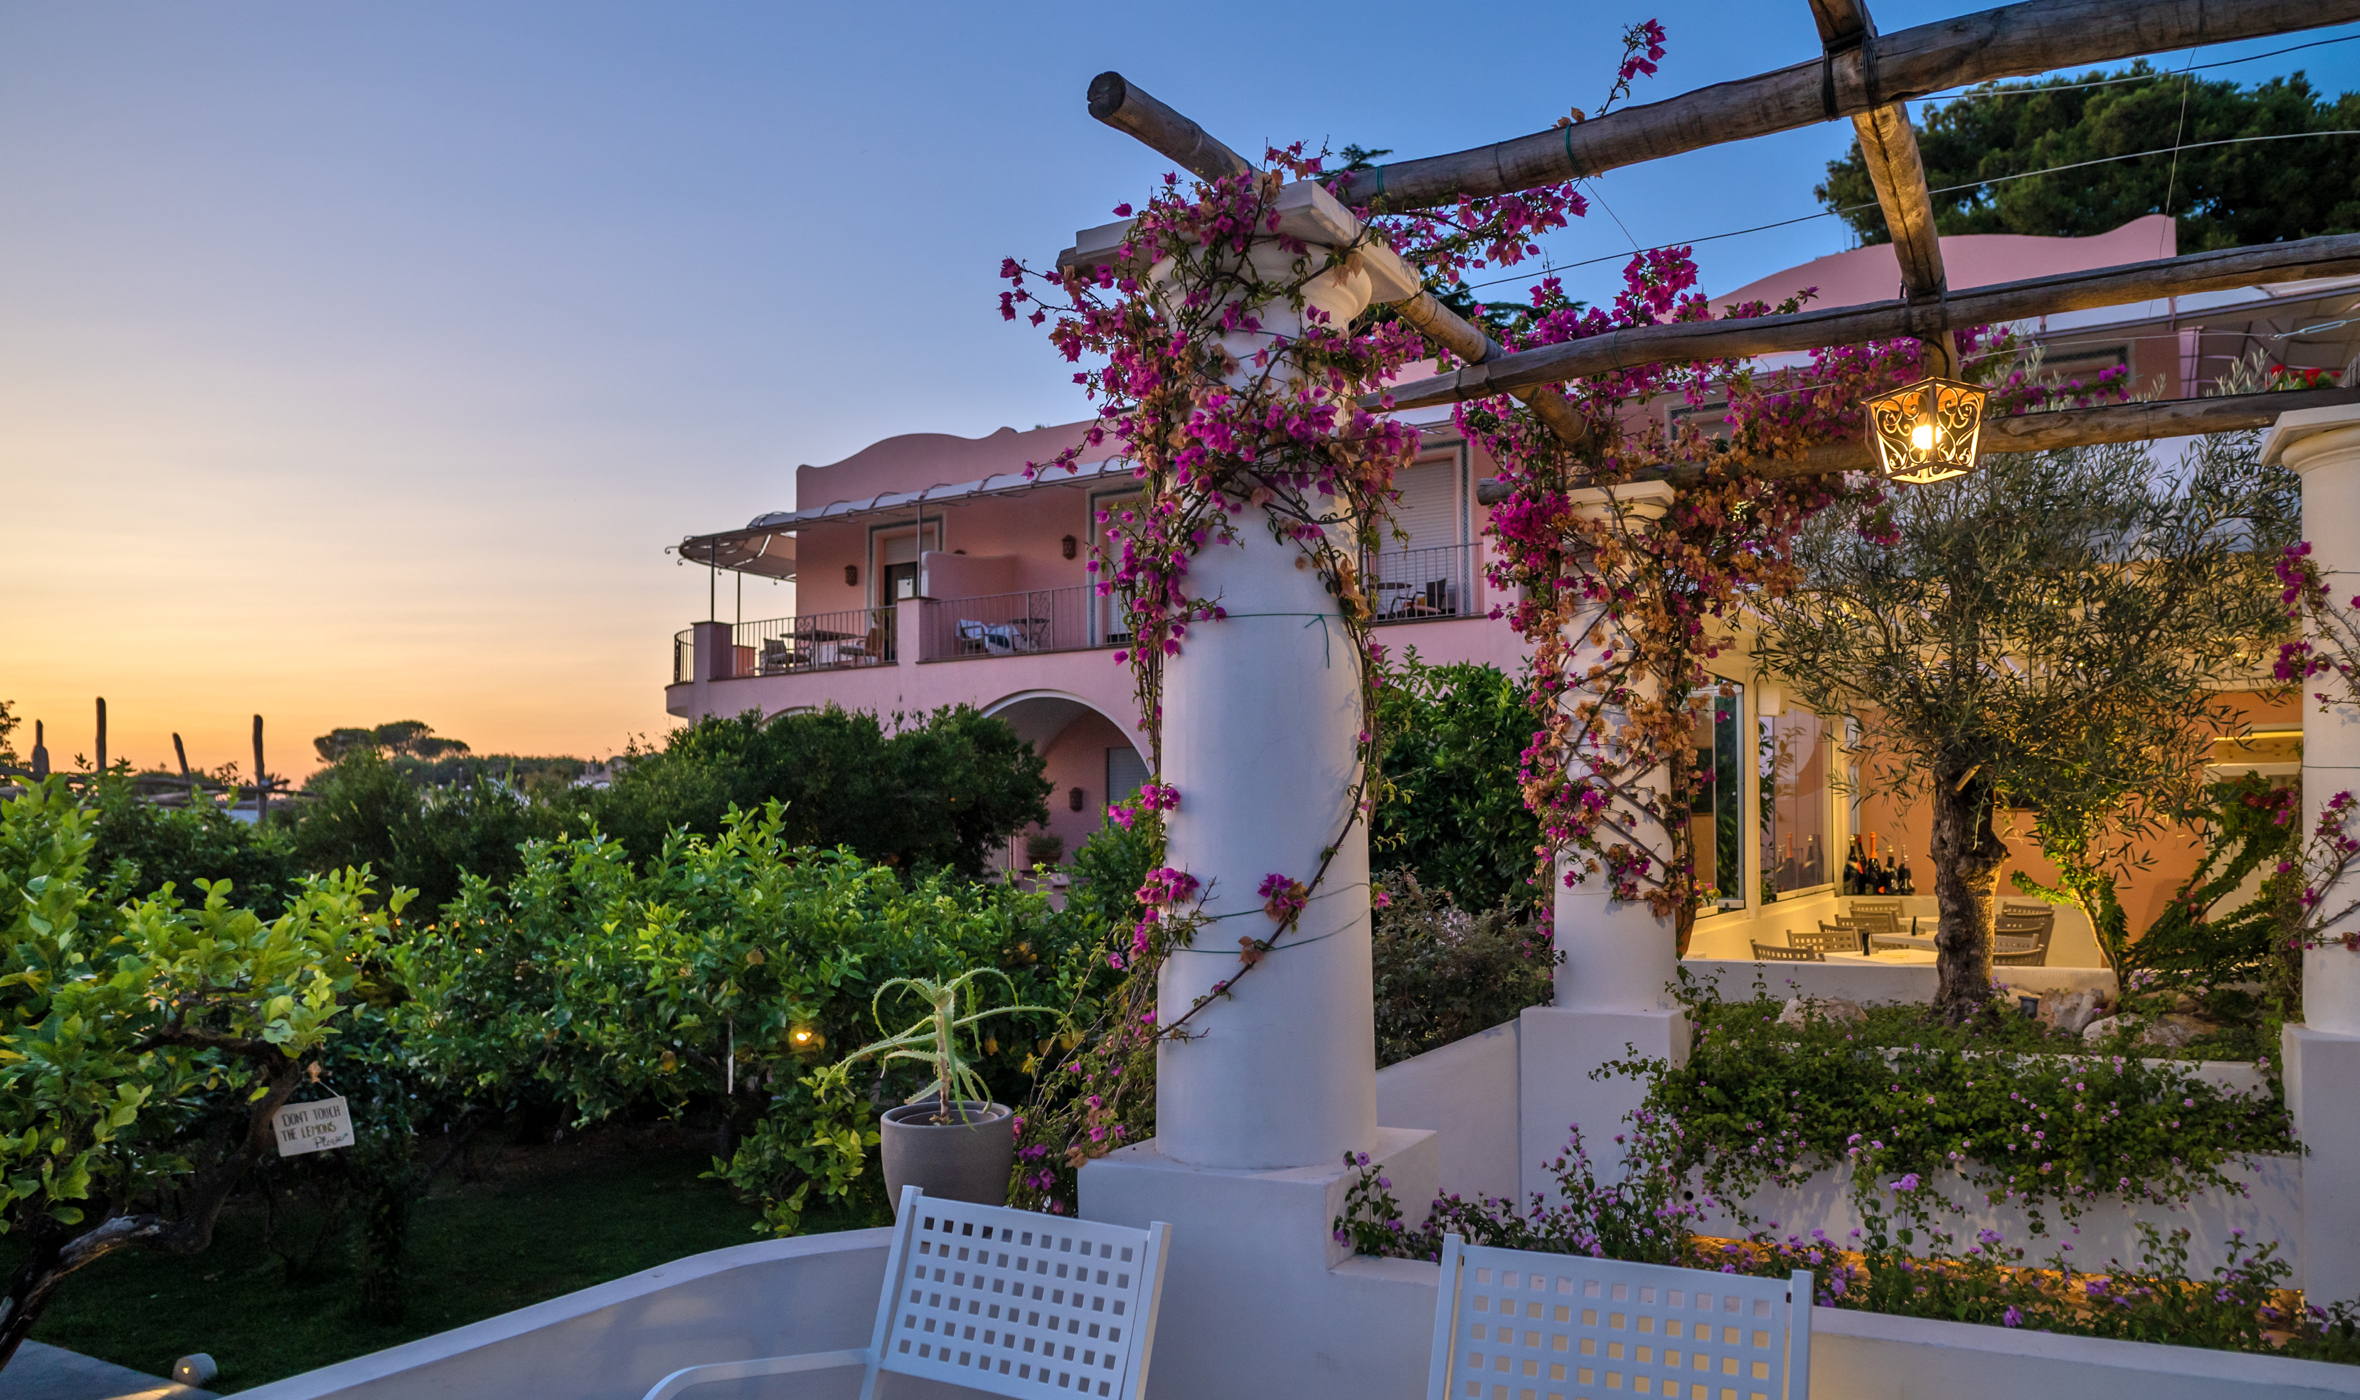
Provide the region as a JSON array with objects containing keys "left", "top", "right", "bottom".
[{"left": 1817, "top": 65, "right": 2360, "bottom": 252}]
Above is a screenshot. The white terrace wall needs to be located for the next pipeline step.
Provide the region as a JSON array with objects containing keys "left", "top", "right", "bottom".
[
  {"left": 232, "top": 1223, "right": 2360, "bottom": 1400},
  {"left": 1374, "top": 1019, "right": 1523, "bottom": 1205},
  {"left": 1370, "top": 1011, "right": 2294, "bottom": 1280}
]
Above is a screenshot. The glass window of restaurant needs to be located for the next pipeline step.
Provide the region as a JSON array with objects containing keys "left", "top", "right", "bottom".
[
  {"left": 1760, "top": 709, "right": 1833, "bottom": 895},
  {"left": 1690, "top": 684, "right": 1746, "bottom": 910}
]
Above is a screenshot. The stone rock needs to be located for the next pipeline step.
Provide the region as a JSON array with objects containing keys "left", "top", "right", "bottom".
[
  {"left": 2039, "top": 987, "right": 2109, "bottom": 1037},
  {"left": 1778, "top": 996, "right": 1866, "bottom": 1028},
  {"left": 2080, "top": 1012, "right": 2219, "bottom": 1048},
  {"left": 2138, "top": 1013, "right": 2219, "bottom": 1048}
]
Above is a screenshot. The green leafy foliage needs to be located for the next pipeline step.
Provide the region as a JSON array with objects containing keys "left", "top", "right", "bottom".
[
  {"left": 2127, "top": 773, "right": 2301, "bottom": 985},
  {"left": 569, "top": 706, "right": 1048, "bottom": 879},
  {"left": 0, "top": 778, "right": 400, "bottom": 1356},
  {"left": 1369, "top": 871, "right": 1555, "bottom": 1067},
  {"left": 83, "top": 775, "right": 304, "bottom": 916},
  {"left": 392, "top": 806, "right": 1094, "bottom": 1233},
  {"left": 1818, "top": 66, "right": 2360, "bottom": 251},
  {"left": 1372, "top": 650, "right": 1543, "bottom": 913}
]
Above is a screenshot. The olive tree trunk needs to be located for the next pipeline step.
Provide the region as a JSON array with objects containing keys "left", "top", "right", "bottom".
[{"left": 1929, "top": 767, "right": 2009, "bottom": 1017}]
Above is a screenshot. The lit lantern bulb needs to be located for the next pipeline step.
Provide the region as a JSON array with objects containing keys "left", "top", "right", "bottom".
[{"left": 1910, "top": 422, "right": 1936, "bottom": 452}]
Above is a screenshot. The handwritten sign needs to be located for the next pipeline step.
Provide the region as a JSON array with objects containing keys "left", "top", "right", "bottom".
[{"left": 273, "top": 1096, "right": 354, "bottom": 1157}]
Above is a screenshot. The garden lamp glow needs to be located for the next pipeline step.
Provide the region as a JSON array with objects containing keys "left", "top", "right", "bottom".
[{"left": 1864, "top": 375, "right": 1987, "bottom": 485}]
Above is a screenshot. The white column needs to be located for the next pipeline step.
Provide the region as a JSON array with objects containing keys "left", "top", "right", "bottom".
[
  {"left": 2261, "top": 406, "right": 2360, "bottom": 1303},
  {"left": 1551, "top": 481, "right": 1683, "bottom": 1012},
  {"left": 1522, "top": 481, "right": 1691, "bottom": 1196},
  {"left": 1155, "top": 227, "right": 1379, "bottom": 1172},
  {"left": 2263, "top": 408, "right": 2360, "bottom": 1033}
]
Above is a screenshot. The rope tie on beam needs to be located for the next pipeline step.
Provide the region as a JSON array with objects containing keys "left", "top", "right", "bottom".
[{"left": 1820, "top": 29, "right": 1876, "bottom": 119}]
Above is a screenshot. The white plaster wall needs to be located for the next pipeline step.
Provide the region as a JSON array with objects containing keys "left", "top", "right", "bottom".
[
  {"left": 230, "top": 1221, "right": 2360, "bottom": 1400},
  {"left": 234, "top": 1230, "right": 897, "bottom": 1400},
  {"left": 1374, "top": 1018, "right": 1523, "bottom": 1205},
  {"left": 1689, "top": 1154, "right": 2304, "bottom": 1283},
  {"left": 1811, "top": 1304, "right": 2360, "bottom": 1399}
]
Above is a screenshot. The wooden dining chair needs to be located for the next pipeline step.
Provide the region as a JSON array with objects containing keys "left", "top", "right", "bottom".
[{"left": 1752, "top": 940, "right": 1825, "bottom": 962}]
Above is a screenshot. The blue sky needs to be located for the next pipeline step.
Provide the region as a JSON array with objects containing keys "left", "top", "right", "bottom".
[{"left": 4, "top": 3, "right": 2355, "bottom": 769}]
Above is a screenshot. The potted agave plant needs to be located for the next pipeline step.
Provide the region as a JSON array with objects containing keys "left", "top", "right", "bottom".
[{"left": 829, "top": 967, "right": 1061, "bottom": 1210}]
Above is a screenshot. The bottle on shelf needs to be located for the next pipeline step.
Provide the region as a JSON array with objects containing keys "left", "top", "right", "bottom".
[{"left": 1897, "top": 851, "right": 1915, "bottom": 896}]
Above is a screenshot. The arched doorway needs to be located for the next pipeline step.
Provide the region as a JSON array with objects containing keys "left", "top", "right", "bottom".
[{"left": 982, "top": 690, "right": 1148, "bottom": 872}]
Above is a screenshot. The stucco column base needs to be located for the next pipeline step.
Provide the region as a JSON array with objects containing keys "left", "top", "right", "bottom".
[
  {"left": 1080, "top": 1127, "right": 1440, "bottom": 1400},
  {"left": 2284, "top": 1023, "right": 2360, "bottom": 1303},
  {"left": 1519, "top": 1005, "right": 1691, "bottom": 1202}
]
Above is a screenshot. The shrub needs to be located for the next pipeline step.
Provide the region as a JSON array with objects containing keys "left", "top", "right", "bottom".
[
  {"left": 84, "top": 773, "right": 304, "bottom": 915},
  {"left": 1370, "top": 871, "right": 1556, "bottom": 1067},
  {"left": 1373, "top": 650, "right": 1543, "bottom": 913},
  {"left": 0, "top": 778, "right": 399, "bottom": 1361},
  {"left": 393, "top": 805, "right": 1096, "bottom": 1232},
  {"left": 563, "top": 705, "right": 1049, "bottom": 879}
]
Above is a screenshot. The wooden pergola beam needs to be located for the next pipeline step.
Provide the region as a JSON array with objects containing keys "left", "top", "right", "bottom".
[
  {"left": 1811, "top": 0, "right": 1950, "bottom": 305},
  {"left": 1087, "top": 73, "right": 1255, "bottom": 183},
  {"left": 1469, "top": 385, "right": 2360, "bottom": 498},
  {"left": 1329, "top": 0, "right": 2360, "bottom": 211},
  {"left": 1085, "top": 73, "right": 1601, "bottom": 452},
  {"left": 1378, "top": 229, "right": 2360, "bottom": 410}
]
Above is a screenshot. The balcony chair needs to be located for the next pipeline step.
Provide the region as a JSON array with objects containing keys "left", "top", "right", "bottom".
[
  {"left": 758, "top": 638, "right": 809, "bottom": 674},
  {"left": 839, "top": 624, "right": 891, "bottom": 665},
  {"left": 1426, "top": 1234, "right": 1813, "bottom": 1400},
  {"left": 642, "top": 1185, "right": 1171, "bottom": 1400},
  {"left": 1752, "top": 940, "right": 1824, "bottom": 963}
]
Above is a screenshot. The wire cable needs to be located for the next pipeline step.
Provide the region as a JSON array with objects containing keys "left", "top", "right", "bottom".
[
  {"left": 1904, "top": 29, "right": 2360, "bottom": 106},
  {"left": 1450, "top": 127, "right": 2360, "bottom": 299}
]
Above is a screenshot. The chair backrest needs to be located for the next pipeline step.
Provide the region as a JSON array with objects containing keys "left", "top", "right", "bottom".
[
  {"left": 1752, "top": 940, "right": 1824, "bottom": 962},
  {"left": 870, "top": 1186, "right": 1170, "bottom": 1400},
  {"left": 1849, "top": 899, "right": 1900, "bottom": 918},
  {"left": 1795, "top": 923, "right": 1859, "bottom": 955},
  {"left": 1426, "top": 1237, "right": 1812, "bottom": 1400}
]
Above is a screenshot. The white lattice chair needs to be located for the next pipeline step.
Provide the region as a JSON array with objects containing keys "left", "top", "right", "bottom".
[
  {"left": 643, "top": 1185, "right": 1171, "bottom": 1400},
  {"left": 1426, "top": 1236, "right": 1813, "bottom": 1400}
]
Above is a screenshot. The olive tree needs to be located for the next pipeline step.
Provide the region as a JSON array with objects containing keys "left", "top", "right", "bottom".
[{"left": 1751, "top": 436, "right": 2296, "bottom": 1014}]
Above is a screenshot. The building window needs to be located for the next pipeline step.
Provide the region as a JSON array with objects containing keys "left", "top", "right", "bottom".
[
  {"left": 1760, "top": 711, "right": 1832, "bottom": 894},
  {"left": 1106, "top": 745, "right": 1149, "bottom": 809},
  {"left": 1691, "top": 684, "right": 1746, "bottom": 910}
]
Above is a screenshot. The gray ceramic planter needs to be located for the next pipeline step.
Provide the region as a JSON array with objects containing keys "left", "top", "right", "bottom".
[{"left": 879, "top": 1100, "right": 1015, "bottom": 1210}]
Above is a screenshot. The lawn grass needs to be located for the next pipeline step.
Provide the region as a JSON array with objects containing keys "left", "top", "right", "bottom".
[{"left": 16, "top": 1126, "right": 876, "bottom": 1393}]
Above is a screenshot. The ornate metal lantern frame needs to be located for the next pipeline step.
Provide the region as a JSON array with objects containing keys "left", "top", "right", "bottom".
[{"left": 1863, "top": 375, "right": 1988, "bottom": 485}]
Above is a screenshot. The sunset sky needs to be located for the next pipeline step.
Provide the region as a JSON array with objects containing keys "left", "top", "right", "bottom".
[{"left": 6, "top": 3, "right": 2354, "bottom": 779}]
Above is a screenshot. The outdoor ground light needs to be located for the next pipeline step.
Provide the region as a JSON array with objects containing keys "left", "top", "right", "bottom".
[
  {"left": 787, "top": 1025, "right": 825, "bottom": 1054},
  {"left": 1864, "top": 375, "right": 1987, "bottom": 484}
]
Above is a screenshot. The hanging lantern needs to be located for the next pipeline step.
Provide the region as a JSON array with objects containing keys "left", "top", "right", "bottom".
[{"left": 1863, "top": 376, "right": 1987, "bottom": 485}]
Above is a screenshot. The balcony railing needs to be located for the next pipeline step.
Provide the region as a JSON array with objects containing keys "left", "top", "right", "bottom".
[
  {"left": 717, "top": 607, "right": 897, "bottom": 677},
  {"left": 1365, "top": 542, "right": 1479, "bottom": 624},
  {"left": 920, "top": 586, "right": 1098, "bottom": 662},
  {"left": 674, "top": 629, "right": 694, "bottom": 684}
]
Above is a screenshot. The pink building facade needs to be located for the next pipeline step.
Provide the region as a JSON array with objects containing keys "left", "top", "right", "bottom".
[
  {"left": 668, "top": 216, "right": 2360, "bottom": 872},
  {"left": 670, "top": 412, "right": 1525, "bottom": 865}
]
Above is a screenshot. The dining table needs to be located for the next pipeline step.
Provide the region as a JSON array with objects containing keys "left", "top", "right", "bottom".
[{"left": 1822, "top": 948, "right": 1938, "bottom": 966}]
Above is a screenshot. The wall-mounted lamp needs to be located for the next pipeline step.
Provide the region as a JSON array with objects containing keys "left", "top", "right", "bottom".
[
  {"left": 1068, "top": 786, "right": 1086, "bottom": 812},
  {"left": 1061, "top": 535, "right": 1078, "bottom": 560},
  {"left": 844, "top": 564, "right": 859, "bottom": 587}
]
